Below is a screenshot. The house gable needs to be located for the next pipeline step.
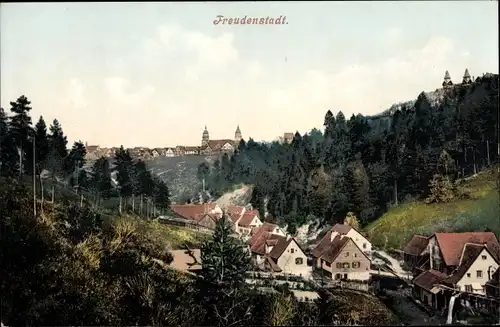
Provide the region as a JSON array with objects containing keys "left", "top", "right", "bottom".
[
  {"left": 454, "top": 247, "right": 499, "bottom": 292},
  {"left": 274, "top": 238, "right": 310, "bottom": 277},
  {"left": 345, "top": 228, "right": 372, "bottom": 252}
]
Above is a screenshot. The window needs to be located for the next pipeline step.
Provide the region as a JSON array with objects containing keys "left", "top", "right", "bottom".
[
  {"left": 352, "top": 262, "right": 360, "bottom": 268},
  {"left": 335, "top": 274, "right": 341, "bottom": 280},
  {"left": 343, "top": 273, "right": 348, "bottom": 279},
  {"left": 295, "top": 258, "right": 303, "bottom": 265},
  {"left": 466, "top": 273, "right": 471, "bottom": 278},
  {"left": 325, "top": 261, "right": 331, "bottom": 267},
  {"left": 354, "top": 253, "right": 358, "bottom": 257},
  {"left": 363, "top": 243, "right": 367, "bottom": 249},
  {"left": 344, "top": 252, "right": 350, "bottom": 257},
  {"left": 477, "top": 270, "right": 483, "bottom": 278},
  {"left": 481, "top": 255, "right": 487, "bottom": 260},
  {"left": 290, "top": 248, "right": 295, "bottom": 254},
  {"left": 343, "top": 262, "right": 350, "bottom": 269},
  {"left": 465, "top": 285, "right": 473, "bottom": 293},
  {"left": 336, "top": 262, "right": 342, "bottom": 269}
]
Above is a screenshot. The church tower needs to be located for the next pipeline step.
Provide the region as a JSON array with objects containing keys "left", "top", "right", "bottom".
[
  {"left": 234, "top": 125, "right": 242, "bottom": 145},
  {"left": 442, "top": 70, "right": 453, "bottom": 88},
  {"left": 202, "top": 125, "right": 209, "bottom": 147},
  {"left": 462, "top": 68, "right": 472, "bottom": 85}
]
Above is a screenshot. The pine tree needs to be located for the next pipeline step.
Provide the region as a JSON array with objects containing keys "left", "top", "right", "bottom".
[
  {"left": 152, "top": 177, "right": 170, "bottom": 212},
  {"left": 114, "top": 146, "right": 134, "bottom": 213},
  {"left": 34, "top": 116, "right": 49, "bottom": 169},
  {"left": 48, "top": 119, "right": 68, "bottom": 165},
  {"left": 200, "top": 216, "right": 251, "bottom": 286},
  {"left": 90, "top": 156, "right": 112, "bottom": 205},
  {"left": 198, "top": 216, "right": 253, "bottom": 326},
  {"left": 0, "top": 108, "right": 19, "bottom": 177},
  {"left": 9, "top": 95, "right": 33, "bottom": 176},
  {"left": 66, "top": 141, "right": 87, "bottom": 176}
]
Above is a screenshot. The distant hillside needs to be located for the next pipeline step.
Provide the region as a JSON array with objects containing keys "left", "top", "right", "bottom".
[
  {"left": 147, "top": 155, "right": 213, "bottom": 203},
  {"left": 366, "top": 166, "right": 499, "bottom": 251}
]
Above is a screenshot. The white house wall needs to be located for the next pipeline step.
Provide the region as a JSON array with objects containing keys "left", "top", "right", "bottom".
[
  {"left": 456, "top": 248, "right": 499, "bottom": 295},
  {"left": 346, "top": 229, "right": 372, "bottom": 254},
  {"left": 276, "top": 240, "right": 311, "bottom": 278}
]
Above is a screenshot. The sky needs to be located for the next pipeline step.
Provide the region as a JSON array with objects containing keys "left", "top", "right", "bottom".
[{"left": 1, "top": 2, "right": 498, "bottom": 148}]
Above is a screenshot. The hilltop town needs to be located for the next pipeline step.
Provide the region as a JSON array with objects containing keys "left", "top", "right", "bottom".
[{"left": 84, "top": 125, "right": 296, "bottom": 162}]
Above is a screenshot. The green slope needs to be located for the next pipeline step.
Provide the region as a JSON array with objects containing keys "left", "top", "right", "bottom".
[{"left": 366, "top": 167, "right": 499, "bottom": 250}]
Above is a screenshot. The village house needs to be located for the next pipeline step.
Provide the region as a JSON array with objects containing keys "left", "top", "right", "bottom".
[
  {"left": 249, "top": 224, "right": 311, "bottom": 278},
  {"left": 330, "top": 223, "right": 372, "bottom": 256},
  {"left": 404, "top": 232, "right": 500, "bottom": 312},
  {"left": 403, "top": 234, "right": 430, "bottom": 275},
  {"left": 84, "top": 143, "right": 101, "bottom": 160},
  {"left": 311, "top": 228, "right": 371, "bottom": 281},
  {"left": 169, "top": 203, "right": 224, "bottom": 230},
  {"left": 168, "top": 248, "right": 202, "bottom": 275},
  {"left": 151, "top": 148, "right": 162, "bottom": 157},
  {"left": 283, "top": 132, "right": 294, "bottom": 144},
  {"left": 165, "top": 147, "right": 175, "bottom": 157},
  {"left": 226, "top": 205, "right": 263, "bottom": 235}
]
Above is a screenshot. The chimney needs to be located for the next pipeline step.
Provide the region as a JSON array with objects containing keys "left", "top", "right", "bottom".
[
  {"left": 330, "top": 231, "right": 339, "bottom": 242},
  {"left": 286, "top": 234, "right": 291, "bottom": 241}
]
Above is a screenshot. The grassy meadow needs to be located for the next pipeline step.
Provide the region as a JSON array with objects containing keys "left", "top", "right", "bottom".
[{"left": 366, "top": 167, "right": 499, "bottom": 250}]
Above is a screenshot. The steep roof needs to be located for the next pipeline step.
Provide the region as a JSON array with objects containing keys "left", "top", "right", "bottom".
[
  {"left": 311, "top": 230, "right": 334, "bottom": 258},
  {"left": 226, "top": 205, "right": 245, "bottom": 223},
  {"left": 463, "top": 68, "right": 471, "bottom": 78},
  {"left": 321, "top": 235, "right": 351, "bottom": 263},
  {"left": 331, "top": 223, "right": 368, "bottom": 241},
  {"left": 444, "top": 70, "right": 451, "bottom": 80},
  {"left": 433, "top": 232, "right": 500, "bottom": 266},
  {"left": 86, "top": 145, "right": 100, "bottom": 153},
  {"left": 403, "top": 235, "right": 429, "bottom": 256},
  {"left": 331, "top": 223, "right": 352, "bottom": 234},
  {"left": 204, "top": 139, "right": 235, "bottom": 150},
  {"left": 414, "top": 269, "right": 448, "bottom": 292},
  {"left": 444, "top": 243, "right": 488, "bottom": 284},
  {"left": 268, "top": 237, "right": 294, "bottom": 260},
  {"left": 250, "top": 231, "right": 287, "bottom": 255},
  {"left": 170, "top": 203, "right": 218, "bottom": 221},
  {"left": 238, "top": 210, "right": 259, "bottom": 227}
]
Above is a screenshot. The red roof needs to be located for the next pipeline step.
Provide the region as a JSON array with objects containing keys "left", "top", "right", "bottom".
[
  {"left": 414, "top": 269, "right": 448, "bottom": 292},
  {"left": 170, "top": 203, "right": 218, "bottom": 221},
  {"left": 226, "top": 205, "right": 245, "bottom": 223},
  {"left": 434, "top": 232, "right": 500, "bottom": 266},
  {"left": 312, "top": 228, "right": 368, "bottom": 263},
  {"left": 250, "top": 231, "right": 287, "bottom": 256},
  {"left": 203, "top": 139, "right": 235, "bottom": 150},
  {"left": 250, "top": 223, "right": 280, "bottom": 245},
  {"left": 444, "top": 243, "right": 491, "bottom": 284},
  {"left": 238, "top": 210, "right": 259, "bottom": 227},
  {"left": 403, "top": 235, "right": 429, "bottom": 256}
]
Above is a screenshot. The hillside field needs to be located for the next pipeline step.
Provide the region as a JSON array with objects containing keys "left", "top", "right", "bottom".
[
  {"left": 147, "top": 155, "right": 212, "bottom": 203},
  {"left": 366, "top": 167, "right": 499, "bottom": 250}
]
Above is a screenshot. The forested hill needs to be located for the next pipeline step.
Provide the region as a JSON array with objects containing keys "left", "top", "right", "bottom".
[{"left": 199, "top": 74, "right": 499, "bottom": 230}]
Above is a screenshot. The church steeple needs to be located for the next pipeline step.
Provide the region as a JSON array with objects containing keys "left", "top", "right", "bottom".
[
  {"left": 443, "top": 70, "right": 453, "bottom": 88},
  {"left": 462, "top": 68, "right": 472, "bottom": 85},
  {"left": 202, "top": 125, "right": 209, "bottom": 147},
  {"left": 234, "top": 125, "right": 242, "bottom": 145}
]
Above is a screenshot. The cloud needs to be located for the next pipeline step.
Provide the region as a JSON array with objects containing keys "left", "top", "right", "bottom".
[
  {"left": 103, "top": 77, "right": 155, "bottom": 107},
  {"left": 266, "top": 36, "right": 459, "bottom": 118}
]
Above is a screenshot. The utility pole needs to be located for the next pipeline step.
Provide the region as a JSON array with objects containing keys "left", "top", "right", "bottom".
[{"left": 33, "top": 137, "right": 36, "bottom": 218}]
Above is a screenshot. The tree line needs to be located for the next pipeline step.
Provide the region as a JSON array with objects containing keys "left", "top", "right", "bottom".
[
  {"left": 199, "top": 75, "right": 499, "bottom": 230},
  {"left": 0, "top": 95, "right": 170, "bottom": 216}
]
